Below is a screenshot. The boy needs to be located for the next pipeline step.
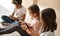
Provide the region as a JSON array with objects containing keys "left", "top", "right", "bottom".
[{"left": 1, "top": 0, "right": 26, "bottom": 25}]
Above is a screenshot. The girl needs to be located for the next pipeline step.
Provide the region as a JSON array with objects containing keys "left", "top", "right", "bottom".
[
  {"left": 21, "top": 4, "right": 41, "bottom": 36},
  {"left": 40, "top": 8, "right": 57, "bottom": 36}
]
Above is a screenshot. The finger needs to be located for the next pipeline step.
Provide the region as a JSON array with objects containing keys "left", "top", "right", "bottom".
[
  {"left": 21, "top": 26, "right": 27, "bottom": 30},
  {"left": 30, "top": 26, "right": 34, "bottom": 30}
]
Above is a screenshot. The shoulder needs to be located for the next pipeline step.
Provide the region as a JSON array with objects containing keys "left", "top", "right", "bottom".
[
  {"left": 40, "top": 31, "right": 55, "bottom": 36},
  {"left": 32, "top": 19, "right": 40, "bottom": 25},
  {"left": 22, "top": 6, "right": 26, "bottom": 10},
  {"left": 21, "top": 6, "right": 27, "bottom": 12}
]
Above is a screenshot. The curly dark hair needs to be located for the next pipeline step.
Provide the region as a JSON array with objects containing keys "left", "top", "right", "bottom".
[
  {"left": 12, "top": 0, "right": 22, "bottom": 5},
  {"left": 41, "top": 8, "right": 57, "bottom": 32}
]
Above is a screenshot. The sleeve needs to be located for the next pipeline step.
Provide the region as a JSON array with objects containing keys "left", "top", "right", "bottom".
[
  {"left": 22, "top": 7, "right": 27, "bottom": 14},
  {"left": 32, "top": 20, "right": 41, "bottom": 34},
  {"left": 13, "top": 7, "right": 16, "bottom": 13}
]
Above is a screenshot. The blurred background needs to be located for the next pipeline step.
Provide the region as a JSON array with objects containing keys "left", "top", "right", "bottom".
[{"left": 0, "top": 0, "right": 60, "bottom": 36}]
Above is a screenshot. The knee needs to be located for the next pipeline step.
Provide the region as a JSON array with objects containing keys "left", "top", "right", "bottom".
[{"left": 1, "top": 15, "right": 8, "bottom": 20}]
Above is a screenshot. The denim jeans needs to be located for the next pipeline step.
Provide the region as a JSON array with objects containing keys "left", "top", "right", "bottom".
[
  {"left": 0, "top": 26, "right": 30, "bottom": 36},
  {"left": 1, "top": 15, "right": 15, "bottom": 23}
]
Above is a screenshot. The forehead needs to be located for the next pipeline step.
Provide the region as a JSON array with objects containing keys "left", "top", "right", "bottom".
[{"left": 28, "top": 9, "right": 33, "bottom": 12}]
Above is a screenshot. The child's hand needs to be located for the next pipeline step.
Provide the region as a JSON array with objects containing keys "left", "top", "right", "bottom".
[
  {"left": 9, "top": 15, "right": 13, "bottom": 18},
  {"left": 27, "top": 27, "right": 39, "bottom": 36},
  {"left": 21, "top": 24, "right": 39, "bottom": 36},
  {"left": 21, "top": 24, "right": 27, "bottom": 31}
]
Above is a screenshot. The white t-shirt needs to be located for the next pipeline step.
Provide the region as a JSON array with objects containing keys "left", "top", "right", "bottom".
[
  {"left": 14, "top": 6, "right": 26, "bottom": 19},
  {"left": 29, "top": 17, "right": 40, "bottom": 32},
  {"left": 40, "top": 31, "right": 55, "bottom": 36},
  {"left": 0, "top": 6, "right": 26, "bottom": 36}
]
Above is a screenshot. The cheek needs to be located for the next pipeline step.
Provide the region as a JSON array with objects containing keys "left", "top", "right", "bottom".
[
  {"left": 40, "top": 19, "right": 42, "bottom": 24},
  {"left": 15, "top": 4, "right": 19, "bottom": 6},
  {"left": 30, "top": 14, "right": 34, "bottom": 17},
  {"left": 41, "top": 20, "right": 43, "bottom": 24},
  {"left": 41, "top": 19, "right": 45, "bottom": 26},
  {"left": 15, "top": 5, "right": 17, "bottom": 7},
  {"left": 14, "top": 4, "right": 16, "bottom": 6},
  {"left": 29, "top": 12, "right": 33, "bottom": 17},
  {"left": 40, "top": 17, "right": 43, "bottom": 24}
]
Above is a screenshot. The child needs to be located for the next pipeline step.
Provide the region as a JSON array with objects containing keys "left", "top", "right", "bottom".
[
  {"left": 10, "top": 0, "right": 26, "bottom": 21},
  {"left": 1, "top": 0, "right": 26, "bottom": 24},
  {"left": 40, "top": 8, "right": 57, "bottom": 36},
  {"left": 21, "top": 4, "right": 41, "bottom": 36}
]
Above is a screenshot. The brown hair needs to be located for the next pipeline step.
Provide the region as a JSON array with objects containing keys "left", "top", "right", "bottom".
[
  {"left": 41, "top": 8, "right": 57, "bottom": 32},
  {"left": 28, "top": 4, "right": 40, "bottom": 20}
]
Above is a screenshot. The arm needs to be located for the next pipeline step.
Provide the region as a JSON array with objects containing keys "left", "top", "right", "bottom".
[
  {"left": 9, "top": 12, "right": 15, "bottom": 18},
  {"left": 10, "top": 13, "right": 26, "bottom": 21},
  {"left": 20, "top": 14, "right": 26, "bottom": 21},
  {"left": 31, "top": 21, "right": 41, "bottom": 35},
  {"left": 21, "top": 24, "right": 39, "bottom": 36},
  {"left": 33, "top": 22, "right": 43, "bottom": 36},
  {"left": 9, "top": 12, "right": 18, "bottom": 21},
  {"left": 9, "top": 8, "right": 18, "bottom": 21}
]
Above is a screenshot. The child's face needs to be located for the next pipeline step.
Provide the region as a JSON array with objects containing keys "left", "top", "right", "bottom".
[
  {"left": 28, "top": 9, "right": 37, "bottom": 18},
  {"left": 40, "top": 13, "right": 45, "bottom": 25},
  {"left": 14, "top": 4, "right": 21, "bottom": 7}
]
